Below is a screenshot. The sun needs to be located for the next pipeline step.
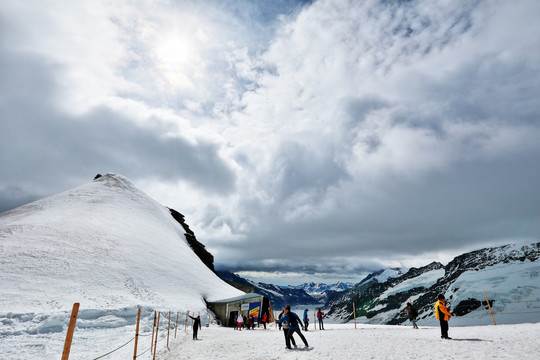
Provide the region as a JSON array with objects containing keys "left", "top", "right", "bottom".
[
  {"left": 156, "top": 33, "right": 194, "bottom": 69},
  {"left": 153, "top": 32, "right": 198, "bottom": 89}
]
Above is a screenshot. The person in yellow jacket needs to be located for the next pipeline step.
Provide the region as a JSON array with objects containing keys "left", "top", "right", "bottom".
[{"left": 435, "top": 294, "right": 454, "bottom": 339}]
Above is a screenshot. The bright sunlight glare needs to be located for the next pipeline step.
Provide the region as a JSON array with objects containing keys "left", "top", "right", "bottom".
[{"left": 153, "top": 33, "right": 198, "bottom": 90}]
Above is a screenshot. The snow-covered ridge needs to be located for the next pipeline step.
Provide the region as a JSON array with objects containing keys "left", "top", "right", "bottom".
[{"left": 0, "top": 173, "right": 243, "bottom": 313}]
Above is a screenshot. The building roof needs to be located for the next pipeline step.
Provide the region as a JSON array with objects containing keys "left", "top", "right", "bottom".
[{"left": 207, "top": 292, "right": 264, "bottom": 304}]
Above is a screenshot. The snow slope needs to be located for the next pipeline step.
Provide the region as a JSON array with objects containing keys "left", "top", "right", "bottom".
[{"left": 0, "top": 173, "right": 242, "bottom": 358}]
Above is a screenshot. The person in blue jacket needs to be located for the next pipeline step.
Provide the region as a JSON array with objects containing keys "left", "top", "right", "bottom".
[
  {"left": 303, "top": 309, "right": 310, "bottom": 331},
  {"left": 275, "top": 305, "right": 309, "bottom": 349}
]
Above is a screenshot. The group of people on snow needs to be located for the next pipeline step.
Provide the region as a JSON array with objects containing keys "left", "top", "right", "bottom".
[{"left": 187, "top": 294, "right": 454, "bottom": 344}]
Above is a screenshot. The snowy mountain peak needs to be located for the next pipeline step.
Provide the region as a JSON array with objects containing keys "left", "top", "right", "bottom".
[
  {"left": 358, "top": 267, "right": 407, "bottom": 286},
  {"left": 0, "top": 174, "right": 242, "bottom": 313}
]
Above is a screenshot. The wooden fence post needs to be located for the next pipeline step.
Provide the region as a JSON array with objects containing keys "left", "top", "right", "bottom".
[
  {"left": 133, "top": 308, "right": 141, "bottom": 360},
  {"left": 153, "top": 312, "right": 161, "bottom": 360},
  {"left": 167, "top": 311, "right": 171, "bottom": 348},
  {"left": 61, "top": 303, "right": 80, "bottom": 360},
  {"left": 175, "top": 312, "right": 179, "bottom": 338},
  {"left": 484, "top": 290, "right": 497, "bottom": 325},
  {"left": 151, "top": 311, "right": 156, "bottom": 354},
  {"left": 353, "top": 302, "right": 357, "bottom": 329}
]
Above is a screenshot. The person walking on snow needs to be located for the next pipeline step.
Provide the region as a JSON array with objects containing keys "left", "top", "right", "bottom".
[
  {"left": 188, "top": 314, "right": 202, "bottom": 340},
  {"left": 435, "top": 294, "right": 454, "bottom": 339},
  {"left": 303, "top": 309, "right": 310, "bottom": 331},
  {"left": 406, "top": 303, "right": 419, "bottom": 329},
  {"left": 317, "top": 308, "right": 325, "bottom": 330},
  {"left": 276, "top": 305, "right": 309, "bottom": 349}
]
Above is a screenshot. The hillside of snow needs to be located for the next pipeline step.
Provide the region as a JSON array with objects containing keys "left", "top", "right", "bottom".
[{"left": 0, "top": 174, "right": 243, "bottom": 359}]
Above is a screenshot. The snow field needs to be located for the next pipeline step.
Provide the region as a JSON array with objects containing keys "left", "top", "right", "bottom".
[{"left": 160, "top": 322, "right": 540, "bottom": 360}]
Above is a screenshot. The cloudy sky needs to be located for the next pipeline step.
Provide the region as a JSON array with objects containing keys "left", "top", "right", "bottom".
[{"left": 1, "top": 0, "right": 539, "bottom": 285}]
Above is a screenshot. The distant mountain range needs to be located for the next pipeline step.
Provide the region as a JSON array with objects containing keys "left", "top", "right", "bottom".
[
  {"left": 216, "top": 270, "right": 406, "bottom": 309},
  {"left": 219, "top": 242, "right": 540, "bottom": 327},
  {"left": 216, "top": 270, "right": 322, "bottom": 309}
]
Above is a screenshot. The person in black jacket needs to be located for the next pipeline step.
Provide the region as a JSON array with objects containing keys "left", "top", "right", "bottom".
[
  {"left": 406, "top": 303, "right": 419, "bottom": 329},
  {"left": 188, "top": 314, "right": 202, "bottom": 340},
  {"left": 278, "top": 310, "right": 297, "bottom": 349},
  {"left": 276, "top": 305, "right": 309, "bottom": 349}
]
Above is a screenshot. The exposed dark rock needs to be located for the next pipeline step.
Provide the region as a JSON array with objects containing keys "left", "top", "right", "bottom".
[
  {"left": 453, "top": 298, "right": 482, "bottom": 316},
  {"left": 169, "top": 207, "right": 215, "bottom": 274}
]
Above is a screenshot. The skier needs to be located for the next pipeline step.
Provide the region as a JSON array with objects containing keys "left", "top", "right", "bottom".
[
  {"left": 275, "top": 305, "right": 309, "bottom": 349},
  {"left": 435, "top": 294, "right": 454, "bottom": 339},
  {"left": 303, "top": 309, "right": 310, "bottom": 331},
  {"left": 406, "top": 303, "right": 419, "bottom": 329},
  {"left": 317, "top": 308, "right": 325, "bottom": 330},
  {"left": 188, "top": 314, "right": 202, "bottom": 340}
]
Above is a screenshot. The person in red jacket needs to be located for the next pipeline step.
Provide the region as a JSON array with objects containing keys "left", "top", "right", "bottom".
[{"left": 435, "top": 294, "right": 454, "bottom": 339}]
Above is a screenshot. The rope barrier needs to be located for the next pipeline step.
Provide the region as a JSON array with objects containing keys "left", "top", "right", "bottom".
[
  {"left": 58, "top": 307, "right": 193, "bottom": 360},
  {"left": 91, "top": 337, "right": 135, "bottom": 360},
  {"left": 135, "top": 347, "right": 151, "bottom": 358}
]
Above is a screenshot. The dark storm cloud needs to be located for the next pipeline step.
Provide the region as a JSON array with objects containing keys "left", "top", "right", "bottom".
[{"left": 269, "top": 141, "right": 349, "bottom": 202}]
